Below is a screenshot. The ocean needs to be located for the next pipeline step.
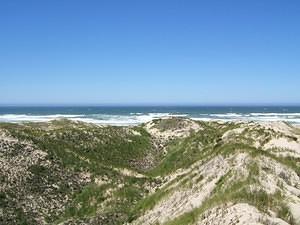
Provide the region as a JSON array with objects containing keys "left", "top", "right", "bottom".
[{"left": 0, "top": 106, "right": 300, "bottom": 125}]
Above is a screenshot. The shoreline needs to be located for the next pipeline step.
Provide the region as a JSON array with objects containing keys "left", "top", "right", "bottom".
[{"left": 0, "top": 116, "right": 299, "bottom": 128}]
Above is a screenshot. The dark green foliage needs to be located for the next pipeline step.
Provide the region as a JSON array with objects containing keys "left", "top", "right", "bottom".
[
  {"left": 14, "top": 207, "right": 31, "bottom": 225},
  {"left": 0, "top": 192, "right": 7, "bottom": 207},
  {"left": 148, "top": 124, "right": 222, "bottom": 176},
  {"left": 1, "top": 121, "right": 152, "bottom": 173},
  {"left": 63, "top": 184, "right": 109, "bottom": 219}
]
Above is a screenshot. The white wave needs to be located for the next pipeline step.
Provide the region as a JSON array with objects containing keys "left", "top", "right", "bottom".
[
  {"left": 191, "top": 117, "right": 214, "bottom": 121},
  {"left": 87, "top": 113, "right": 173, "bottom": 125},
  {"left": 191, "top": 112, "right": 300, "bottom": 124},
  {"left": 0, "top": 112, "right": 300, "bottom": 125},
  {"left": 250, "top": 113, "right": 300, "bottom": 116},
  {"left": 70, "top": 117, "right": 139, "bottom": 126},
  {"left": 0, "top": 114, "right": 82, "bottom": 123},
  {"left": 130, "top": 112, "right": 143, "bottom": 115},
  {"left": 211, "top": 113, "right": 244, "bottom": 118}
]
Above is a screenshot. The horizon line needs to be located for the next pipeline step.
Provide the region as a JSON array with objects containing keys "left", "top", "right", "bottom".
[{"left": 1, "top": 103, "right": 300, "bottom": 107}]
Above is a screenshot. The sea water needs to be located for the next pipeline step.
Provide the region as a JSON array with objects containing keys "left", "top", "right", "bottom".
[{"left": 0, "top": 106, "right": 300, "bottom": 125}]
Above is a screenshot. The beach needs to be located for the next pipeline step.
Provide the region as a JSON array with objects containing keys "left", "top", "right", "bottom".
[{"left": 0, "top": 106, "right": 300, "bottom": 125}]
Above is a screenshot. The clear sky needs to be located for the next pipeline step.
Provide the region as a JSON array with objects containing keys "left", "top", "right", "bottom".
[{"left": 0, "top": 0, "right": 299, "bottom": 105}]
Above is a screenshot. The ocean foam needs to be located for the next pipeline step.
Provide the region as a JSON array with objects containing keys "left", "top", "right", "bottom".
[
  {"left": 0, "top": 114, "right": 81, "bottom": 123},
  {"left": 0, "top": 112, "right": 299, "bottom": 125}
]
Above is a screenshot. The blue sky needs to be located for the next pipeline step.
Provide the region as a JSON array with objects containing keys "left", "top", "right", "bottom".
[{"left": 0, "top": 0, "right": 299, "bottom": 105}]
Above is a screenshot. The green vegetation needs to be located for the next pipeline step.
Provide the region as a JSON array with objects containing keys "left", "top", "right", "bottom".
[
  {"left": 0, "top": 120, "right": 155, "bottom": 225},
  {"left": 152, "top": 117, "right": 189, "bottom": 131},
  {"left": 56, "top": 175, "right": 151, "bottom": 224},
  {"left": 148, "top": 123, "right": 222, "bottom": 176},
  {"left": 63, "top": 183, "right": 110, "bottom": 219},
  {"left": 1, "top": 118, "right": 299, "bottom": 225},
  {"left": 0, "top": 192, "right": 7, "bottom": 207},
  {"left": 129, "top": 176, "right": 179, "bottom": 221},
  {"left": 1, "top": 121, "right": 152, "bottom": 173},
  {"left": 164, "top": 162, "right": 295, "bottom": 225}
]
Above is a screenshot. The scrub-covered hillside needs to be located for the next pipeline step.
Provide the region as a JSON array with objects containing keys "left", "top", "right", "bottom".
[{"left": 1, "top": 118, "right": 300, "bottom": 225}]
